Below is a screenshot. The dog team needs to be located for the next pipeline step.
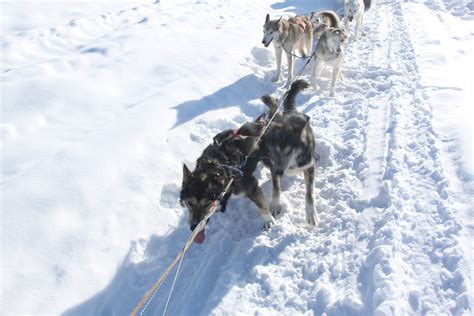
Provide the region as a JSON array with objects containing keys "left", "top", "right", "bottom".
[{"left": 181, "top": 0, "right": 371, "bottom": 243}]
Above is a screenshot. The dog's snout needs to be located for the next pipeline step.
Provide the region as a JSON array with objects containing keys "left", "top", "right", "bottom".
[
  {"left": 262, "top": 40, "right": 266, "bottom": 45},
  {"left": 336, "top": 48, "right": 342, "bottom": 53},
  {"left": 190, "top": 223, "right": 198, "bottom": 231}
]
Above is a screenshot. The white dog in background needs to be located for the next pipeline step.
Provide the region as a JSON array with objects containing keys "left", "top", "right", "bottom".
[{"left": 344, "top": 0, "right": 366, "bottom": 41}]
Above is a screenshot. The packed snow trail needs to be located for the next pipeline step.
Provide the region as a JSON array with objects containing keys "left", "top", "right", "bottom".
[
  {"left": 1, "top": 0, "right": 472, "bottom": 315},
  {"left": 68, "top": 1, "right": 471, "bottom": 315}
]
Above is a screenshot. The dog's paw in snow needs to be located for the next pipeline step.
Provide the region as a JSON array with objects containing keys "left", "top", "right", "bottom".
[
  {"left": 306, "top": 204, "right": 317, "bottom": 226},
  {"left": 270, "top": 199, "right": 281, "bottom": 217},
  {"left": 261, "top": 212, "right": 276, "bottom": 230}
]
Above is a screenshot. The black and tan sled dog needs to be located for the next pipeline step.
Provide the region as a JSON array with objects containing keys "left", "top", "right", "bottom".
[{"left": 180, "top": 122, "right": 276, "bottom": 243}]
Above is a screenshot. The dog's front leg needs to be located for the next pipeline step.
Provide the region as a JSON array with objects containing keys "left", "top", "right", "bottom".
[
  {"left": 354, "top": 15, "right": 362, "bottom": 41},
  {"left": 330, "top": 65, "right": 339, "bottom": 97},
  {"left": 270, "top": 169, "right": 282, "bottom": 217},
  {"left": 245, "top": 176, "right": 275, "bottom": 230},
  {"left": 310, "top": 58, "right": 322, "bottom": 89},
  {"left": 286, "top": 51, "right": 294, "bottom": 86},
  {"left": 272, "top": 47, "right": 283, "bottom": 82},
  {"left": 330, "top": 56, "right": 344, "bottom": 97},
  {"left": 304, "top": 167, "right": 317, "bottom": 226},
  {"left": 360, "top": 13, "right": 366, "bottom": 37}
]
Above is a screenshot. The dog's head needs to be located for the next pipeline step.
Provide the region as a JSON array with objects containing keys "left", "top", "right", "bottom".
[
  {"left": 262, "top": 14, "right": 282, "bottom": 47},
  {"left": 344, "top": 0, "right": 360, "bottom": 22},
  {"left": 180, "top": 163, "right": 226, "bottom": 242},
  {"left": 310, "top": 12, "right": 325, "bottom": 31},
  {"left": 265, "top": 114, "right": 312, "bottom": 176},
  {"left": 325, "top": 28, "right": 347, "bottom": 57}
]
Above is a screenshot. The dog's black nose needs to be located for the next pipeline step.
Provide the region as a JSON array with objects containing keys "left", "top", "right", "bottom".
[
  {"left": 336, "top": 48, "right": 342, "bottom": 53},
  {"left": 262, "top": 40, "right": 266, "bottom": 45},
  {"left": 190, "top": 223, "right": 197, "bottom": 231}
]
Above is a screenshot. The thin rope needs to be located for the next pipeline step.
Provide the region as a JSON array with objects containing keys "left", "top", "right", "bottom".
[
  {"left": 162, "top": 243, "right": 186, "bottom": 316},
  {"left": 131, "top": 179, "right": 234, "bottom": 316}
]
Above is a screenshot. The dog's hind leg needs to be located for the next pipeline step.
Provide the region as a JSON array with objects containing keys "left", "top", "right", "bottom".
[
  {"left": 273, "top": 47, "right": 283, "bottom": 82},
  {"left": 244, "top": 176, "right": 275, "bottom": 230},
  {"left": 270, "top": 169, "right": 282, "bottom": 217},
  {"left": 304, "top": 166, "right": 317, "bottom": 225}
]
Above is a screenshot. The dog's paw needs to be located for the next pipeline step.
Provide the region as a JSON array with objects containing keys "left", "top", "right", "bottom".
[
  {"left": 306, "top": 212, "right": 318, "bottom": 226},
  {"left": 270, "top": 201, "right": 281, "bottom": 217},
  {"left": 271, "top": 75, "right": 281, "bottom": 83},
  {"left": 261, "top": 212, "right": 276, "bottom": 230},
  {"left": 306, "top": 208, "right": 318, "bottom": 226}
]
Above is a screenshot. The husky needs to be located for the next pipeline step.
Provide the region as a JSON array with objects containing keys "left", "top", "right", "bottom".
[
  {"left": 181, "top": 122, "right": 275, "bottom": 243},
  {"left": 309, "top": 10, "right": 342, "bottom": 39},
  {"left": 259, "top": 80, "right": 317, "bottom": 226},
  {"left": 344, "top": 0, "right": 366, "bottom": 41},
  {"left": 310, "top": 27, "right": 347, "bottom": 97},
  {"left": 262, "top": 14, "right": 313, "bottom": 86}
]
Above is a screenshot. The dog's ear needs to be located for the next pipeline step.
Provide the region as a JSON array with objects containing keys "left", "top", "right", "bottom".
[
  {"left": 265, "top": 13, "right": 270, "bottom": 23},
  {"left": 277, "top": 16, "right": 284, "bottom": 32},
  {"left": 183, "top": 164, "right": 193, "bottom": 184}
]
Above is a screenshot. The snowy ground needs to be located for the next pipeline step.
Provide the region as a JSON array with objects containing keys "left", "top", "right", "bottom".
[{"left": 1, "top": 0, "right": 473, "bottom": 315}]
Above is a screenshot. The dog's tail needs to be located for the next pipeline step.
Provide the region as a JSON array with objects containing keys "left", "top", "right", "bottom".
[{"left": 284, "top": 79, "right": 309, "bottom": 112}]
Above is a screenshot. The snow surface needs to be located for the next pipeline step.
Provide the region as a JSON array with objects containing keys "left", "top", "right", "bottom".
[{"left": 1, "top": 0, "right": 473, "bottom": 315}]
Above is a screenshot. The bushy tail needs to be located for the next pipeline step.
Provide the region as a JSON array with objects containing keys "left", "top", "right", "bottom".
[{"left": 284, "top": 79, "right": 309, "bottom": 112}]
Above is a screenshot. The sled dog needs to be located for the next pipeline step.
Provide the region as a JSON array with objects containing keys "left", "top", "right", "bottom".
[
  {"left": 344, "top": 0, "right": 366, "bottom": 41},
  {"left": 310, "top": 27, "right": 347, "bottom": 97},
  {"left": 309, "top": 10, "right": 342, "bottom": 39},
  {"left": 262, "top": 14, "right": 313, "bottom": 86},
  {"left": 181, "top": 123, "right": 275, "bottom": 243},
  {"left": 260, "top": 80, "right": 317, "bottom": 226}
]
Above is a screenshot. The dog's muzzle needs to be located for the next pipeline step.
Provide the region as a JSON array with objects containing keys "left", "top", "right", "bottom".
[
  {"left": 262, "top": 38, "right": 273, "bottom": 47},
  {"left": 348, "top": 16, "right": 353, "bottom": 22}
]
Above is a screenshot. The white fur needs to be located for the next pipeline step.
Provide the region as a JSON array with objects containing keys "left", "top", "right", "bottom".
[{"left": 344, "top": 0, "right": 365, "bottom": 41}]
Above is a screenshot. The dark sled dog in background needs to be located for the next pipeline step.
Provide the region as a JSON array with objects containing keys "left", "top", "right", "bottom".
[
  {"left": 260, "top": 80, "right": 317, "bottom": 226},
  {"left": 181, "top": 122, "right": 276, "bottom": 243},
  {"left": 309, "top": 10, "right": 343, "bottom": 39},
  {"left": 262, "top": 14, "right": 313, "bottom": 86}
]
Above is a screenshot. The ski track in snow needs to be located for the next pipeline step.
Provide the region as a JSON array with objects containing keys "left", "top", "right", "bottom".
[{"left": 2, "top": 0, "right": 472, "bottom": 315}]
